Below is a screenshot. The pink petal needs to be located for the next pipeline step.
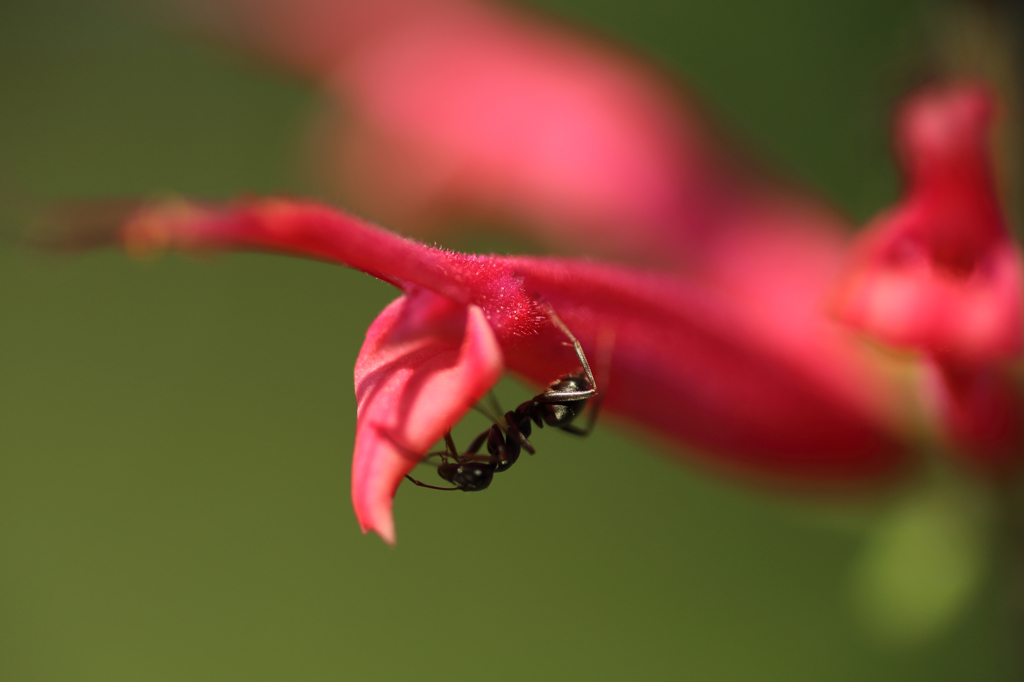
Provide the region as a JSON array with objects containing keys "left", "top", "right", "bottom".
[
  {"left": 325, "top": 10, "right": 714, "bottom": 257},
  {"left": 835, "top": 84, "right": 1024, "bottom": 362},
  {"left": 352, "top": 291, "right": 503, "bottom": 544},
  {"left": 836, "top": 235, "right": 1023, "bottom": 359}
]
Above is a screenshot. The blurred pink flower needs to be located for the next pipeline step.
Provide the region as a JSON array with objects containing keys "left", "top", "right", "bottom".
[
  {"left": 180, "top": 0, "right": 725, "bottom": 264},
  {"left": 835, "top": 84, "right": 1024, "bottom": 470},
  {"left": 835, "top": 85, "right": 1022, "bottom": 362},
  {"left": 63, "top": 198, "right": 905, "bottom": 542}
]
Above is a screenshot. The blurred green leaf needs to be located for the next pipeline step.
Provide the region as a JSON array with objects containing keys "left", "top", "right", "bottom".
[{"left": 852, "top": 475, "right": 995, "bottom": 645}]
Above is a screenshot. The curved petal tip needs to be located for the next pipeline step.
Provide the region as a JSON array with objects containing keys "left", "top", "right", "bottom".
[{"left": 351, "top": 292, "right": 503, "bottom": 544}]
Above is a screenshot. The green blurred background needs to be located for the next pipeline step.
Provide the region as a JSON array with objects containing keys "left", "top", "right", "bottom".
[{"left": 0, "top": 0, "right": 1018, "bottom": 679}]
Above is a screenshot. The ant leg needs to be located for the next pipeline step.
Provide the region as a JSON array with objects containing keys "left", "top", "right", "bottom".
[
  {"left": 415, "top": 431, "right": 460, "bottom": 467},
  {"left": 503, "top": 412, "right": 536, "bottom": 454},
  {"left": 458, "top": 426, "right": 510, "bottom": 466},
  {"left": 556, "top": 392, "right": 604, "bottom": 436},
  {"left": 554, "top": 325, "right": 613, "bottom": 437},
  {"left": 559, "top": 326, "right": 613, "bottom": 435},
  {"left": 470, "top": 391, "right": 538, "bottom": 457},
  {"left": 470, "top": 396, "right": 532, "bottom": 461},
  {"left": 442, "top": 432, "right": 460, "bottom": 458},
  {"left": 389, "top": 429, "right": 462, "bottom": 490},
  {"left": 543, "top": 303, "right": 597, "bottom": 394},
  {"left": 457, "top": 428, "right": 499, "bottom": 464},
  {"left": 376, "top": 425, "right": 456, "bottom": 466},
  {"left": 422, "top": 449, "right": 466, "bottom": 468},
  {"left": 404, "top": 475, "right": 459, "bottom": 491},
  {"left": 464, "top": 429, "right": 490, "bottom": 454},
  {"left": 528, "top": 304, "right": 597, "bottom": 403},
  {"left": 441, "top": 429, "right": 496, "bottom": 465}
]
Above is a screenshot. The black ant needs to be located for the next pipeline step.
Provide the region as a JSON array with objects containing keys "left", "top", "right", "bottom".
[
  {"left": 405, "top": 307, "right": 600, "bottom": 492},
  {"left": 402, "top": 431, "right": 500, "bottom": 491}
]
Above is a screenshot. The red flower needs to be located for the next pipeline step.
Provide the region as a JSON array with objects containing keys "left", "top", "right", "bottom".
[
  {"left": 835, "top": 84, "right": 1024, "bottom": 470},
  {"left": 48, "top": 3, "right": 1023, "bottom": 541},
  {"left": 61, "top": 198, "right": 905, "bottom": 542}
]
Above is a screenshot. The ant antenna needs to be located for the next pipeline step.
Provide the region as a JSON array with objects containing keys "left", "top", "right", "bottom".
[{"left": 533, "top": 304, "right": 597, "bottom": 403}]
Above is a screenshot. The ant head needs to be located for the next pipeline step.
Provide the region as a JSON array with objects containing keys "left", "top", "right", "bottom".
[{"left": 437, "top": 461, "right": 495, "bottom": 491}]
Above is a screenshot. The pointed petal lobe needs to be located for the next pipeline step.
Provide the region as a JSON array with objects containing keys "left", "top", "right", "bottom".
[{"left": 351, "top": 290, "right": 503, "bottom": 543}]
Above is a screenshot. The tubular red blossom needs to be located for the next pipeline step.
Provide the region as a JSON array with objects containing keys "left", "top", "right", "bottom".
[
  {"left": 834, "top": 84, "right": 1024, "bottom": 362},
  {"left": 119, "top": 199, "right": 464, "bottom": 300},
  {"left": 55, "top": 198, "right": 907, "bottom": 542},
  {"left": 834, "top": 84, "right": 1024, "bottom": 467}
]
